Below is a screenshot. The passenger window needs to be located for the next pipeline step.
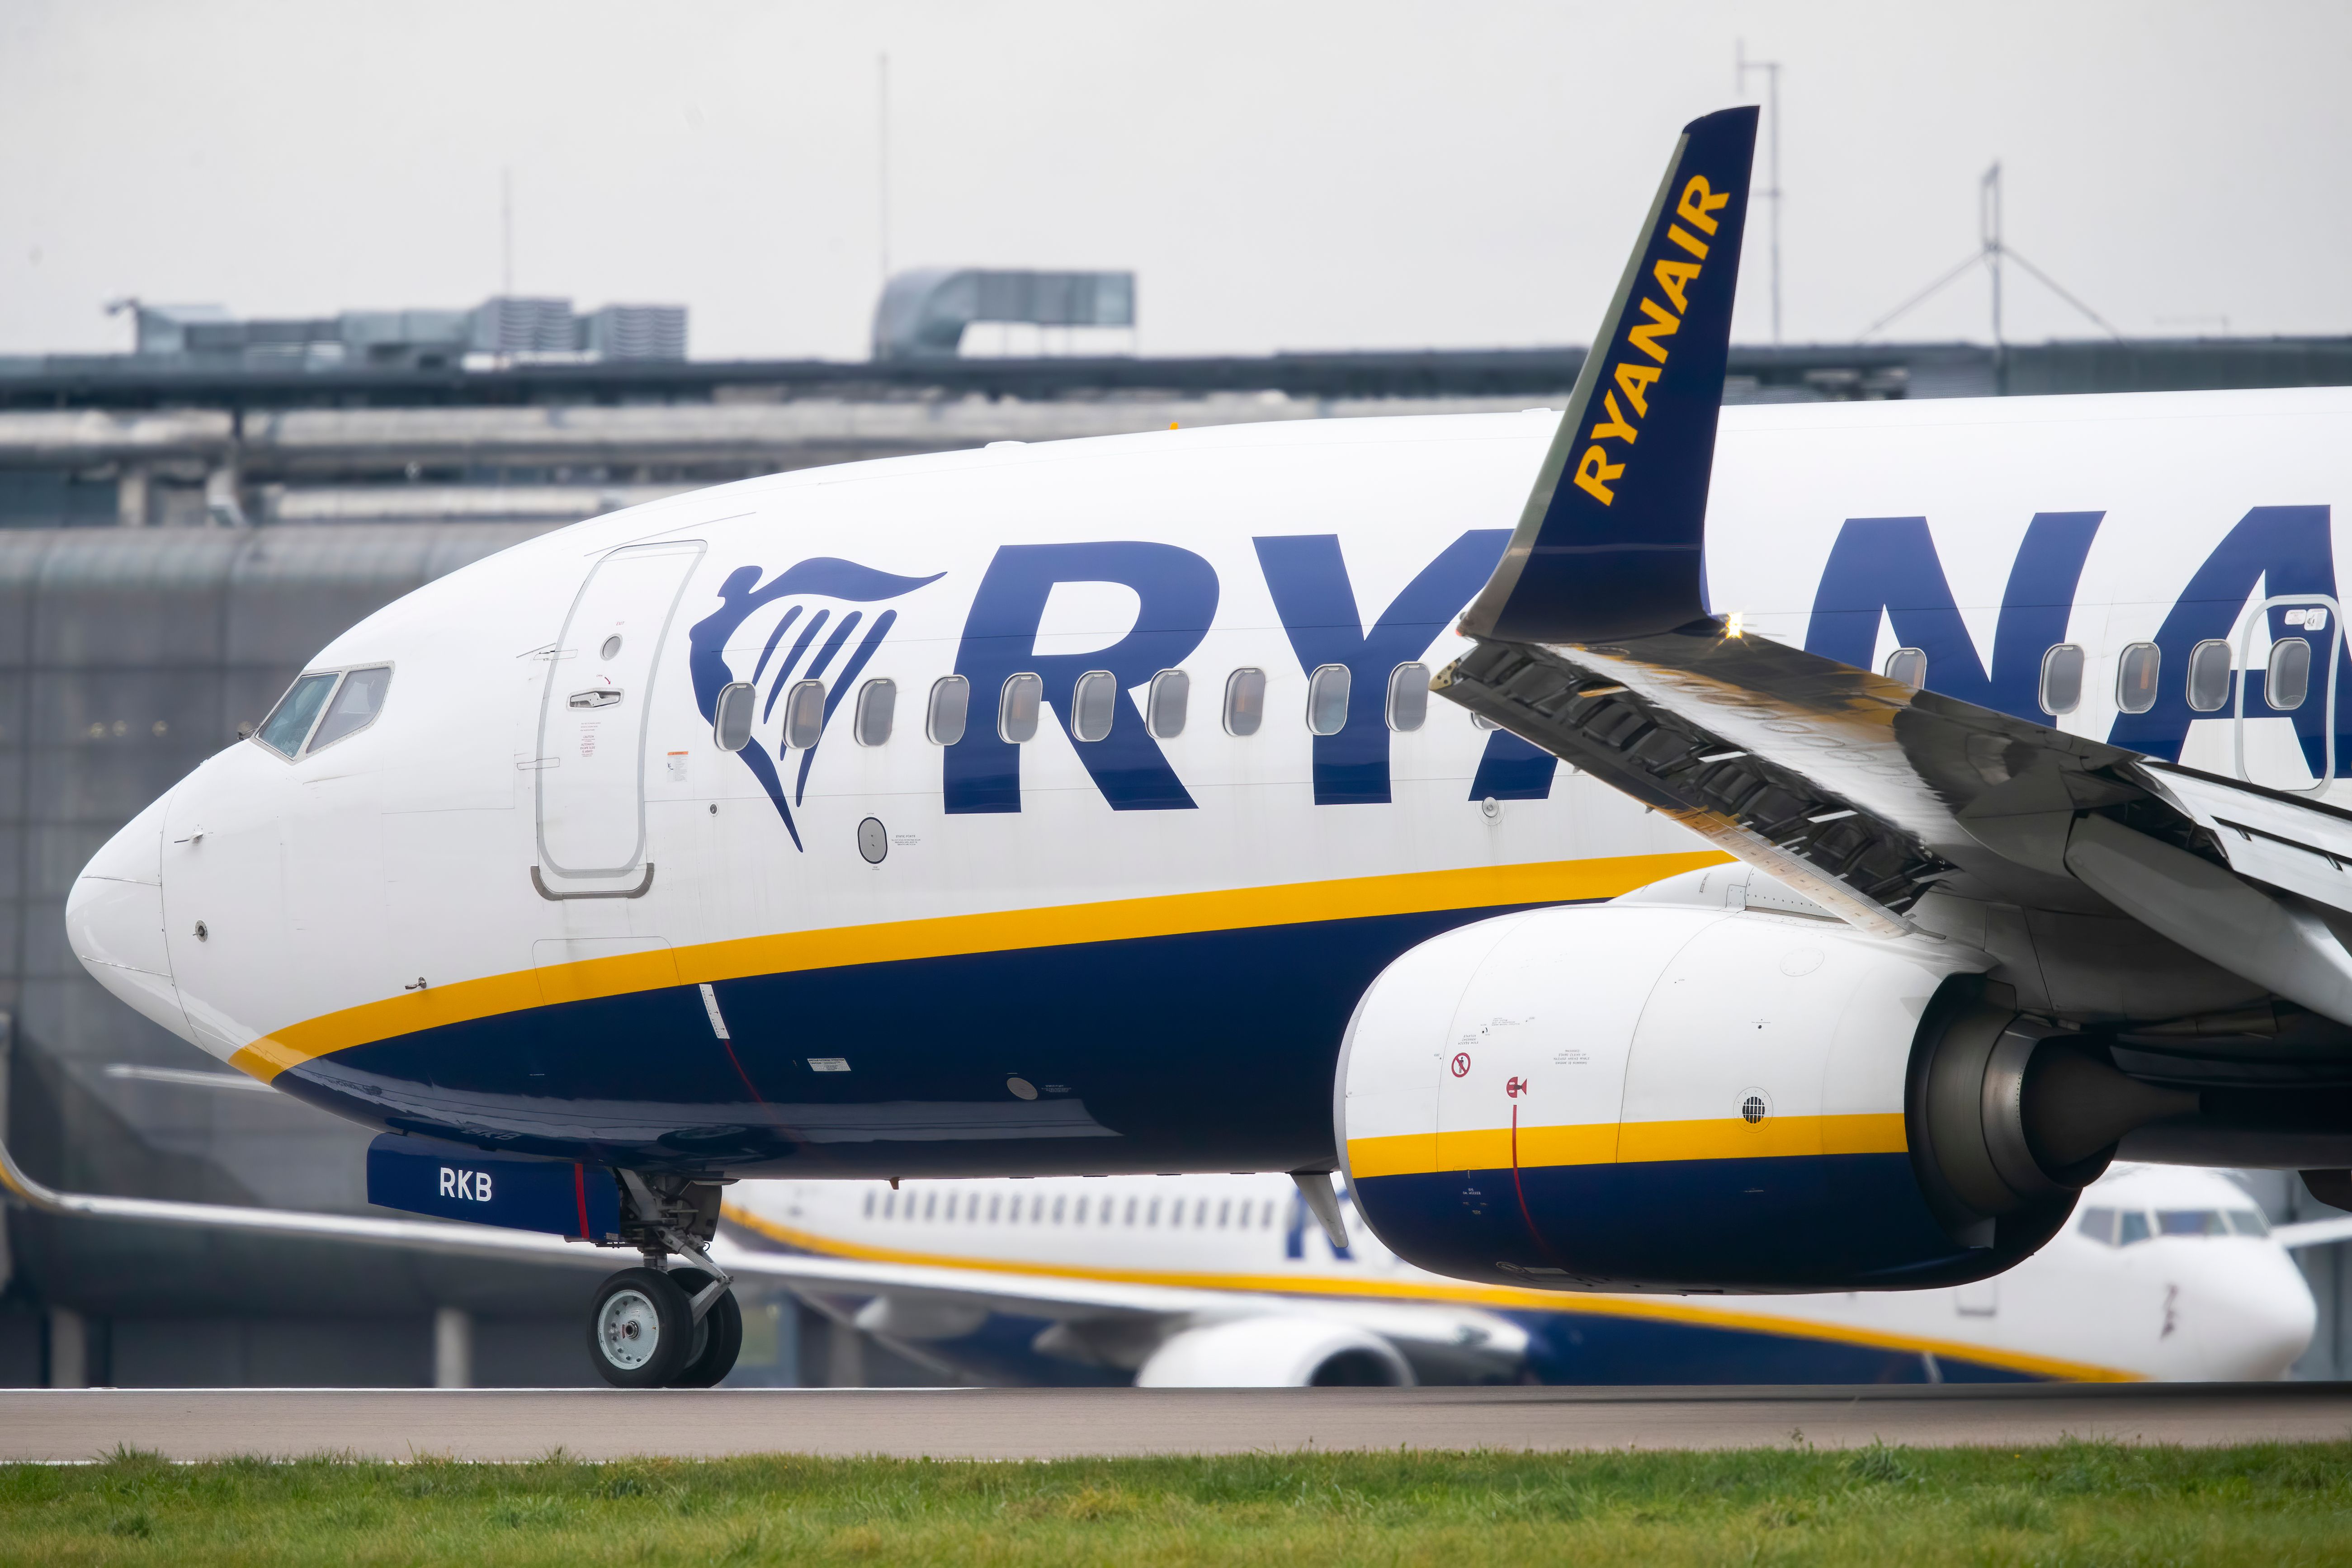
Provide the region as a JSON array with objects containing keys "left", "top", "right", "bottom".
[
  {"left": 2076, "top": 1206, "right": 2118, "bottom": 1246},
  {"left": 1306, "top": 664, "right": 1352, "bottom": 736},
  {"left": 926, "top": 675, "right": 970, "bottom": 745},
  {"left": 2227, "top": 1209, "right": 2269, "bottom": 1237},
  {"left": 1147, "top": 669, "right": 1190, "bottom": 739},
  {"left": 2039, "top": 643, "right": 2085, "bottom": 715},
  {"left": 2267, "top": 637, "right": 2311, "bottom": 710},
  {"left": 924, "top": 1191, "right": 937, "bottom": 1219},
  {"left": 1223, "top": 668, "right": 1266, "bottom": 737},
  {"left": 783, "top": 680, "right": 827, "bottom": 748},
  {"left": 1217, "top": 1198, "right": 1231, "bottom": 1228},
  {"left": 2118, "top": 1211, "right": 2151, "bottom": 1245},
  {"left": 1053, "top": 1195, "right": 1067, "bottom": 1223},
  {"left": 1386, "top": 663, "right": 1430, "bottom": 732},
  {"left": 2115, "top": 642, "right": 2161, "bottom": 715},
  {"left": 1075, "top": 1196, "right": 1088, "bottom": 1223},
  {"left": 255, "top": 672, "right": 340, "bottom": 758},
  {"left": 864, "top": 1191, "right": 876, "bottom": 1218},
  {"left": 1882, "top": 647, "right": 1927, "bottom": 687},
  {"left": 1070, "top": 670, "right": 1117, "bottom": 743},
  {"left": 2187, "top": 639, "right": 2232, "bottom": 712},
  {"left": 1147, "top": 1197, "right": 1161, "bottom": 1226},
  {"left": 307, "top": 666, "right": 392, "bottom": 751},
  {"left": 713, "top": 681, "right": 756, "bottom": 752},
  {"left": 854, "top": 679, "right": 896, "bottom": 746},
  {"left": 999, "top": 672, "right": 1043, "bottom": 743}
]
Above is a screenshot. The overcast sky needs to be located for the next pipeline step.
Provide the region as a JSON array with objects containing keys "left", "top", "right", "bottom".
[{"left": 3, "top": 0, "right": 2347, "bottom": 361}]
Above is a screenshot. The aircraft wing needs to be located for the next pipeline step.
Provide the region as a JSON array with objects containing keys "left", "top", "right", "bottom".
[
  {"left": 0, "top": 1127, "right": 1523, "bottom": 1378},
  {"left": 1437, "top": 104, "right": 2352, "bottom": 1039},
  {"left": 2272, "top": 1215, "right": 2352, "bottom": 1250}
]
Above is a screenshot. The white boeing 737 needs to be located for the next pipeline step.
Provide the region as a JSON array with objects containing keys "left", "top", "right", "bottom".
[{"left": 27, "top": 106, "right": 2352, "bottom": 1389}]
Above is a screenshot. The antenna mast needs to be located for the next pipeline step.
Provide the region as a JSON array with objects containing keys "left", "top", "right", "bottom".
[{"left": 1734, "top": 41, "right": 1784, "bottom": 345}]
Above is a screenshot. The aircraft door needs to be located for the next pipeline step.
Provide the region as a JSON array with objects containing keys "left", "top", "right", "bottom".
[
  {"left": 2233, "top": 593, "right": 2343, "bottom": 797},
  {"left": 535, "top": 540, "right": 705, "bottom": 892}
]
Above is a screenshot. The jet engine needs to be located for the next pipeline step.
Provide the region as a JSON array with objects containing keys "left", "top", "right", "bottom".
[
  {"left": 1133, "top": 1317, "right": 1416, "bottom": 1387},
  {"left": 1336, "top": 872, "right": 2198, "bottom": 1293}
]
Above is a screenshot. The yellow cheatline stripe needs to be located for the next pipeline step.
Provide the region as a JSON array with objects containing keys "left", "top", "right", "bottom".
[
  {"left": 228, "top": 849, "right": 1728, "bottom": 1082},
  {"left": 1346, "top": 1113, "right": 1907, "bottom": 1180},
  {"left": 718, "top": 1202, "right": 2136, "bottom": 1384}
]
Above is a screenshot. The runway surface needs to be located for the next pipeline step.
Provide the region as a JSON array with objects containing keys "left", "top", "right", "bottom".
[{"left": 3, "top": 1384, "right": 2349, "bottom": 1461}]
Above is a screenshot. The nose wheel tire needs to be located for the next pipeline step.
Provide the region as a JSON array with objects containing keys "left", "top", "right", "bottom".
[
  {"left": 666, "top": 1268, "right": 744, "bottom": 1388},
  {"left": 587, "top": 1267, "right": 693, "bottom": 1388}
]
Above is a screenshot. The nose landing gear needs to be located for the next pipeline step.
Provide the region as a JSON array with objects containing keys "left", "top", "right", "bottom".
[{"left": 585, "top": 1171, "right": 745, "bottom": 1389}]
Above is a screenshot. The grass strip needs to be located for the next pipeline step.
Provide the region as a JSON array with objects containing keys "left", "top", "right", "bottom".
[{"left": 2, "top": 1440, "right": 2349, "bottom": 1565}]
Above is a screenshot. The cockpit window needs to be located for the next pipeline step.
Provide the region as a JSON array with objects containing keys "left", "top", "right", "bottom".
[
  {"left": 307, "top": 666, "right": 393, "bottom": 751},
  {"left": 2157, "top": 1209, "right": 2231, "bottom": 1237},
  {"left": 2077, "top": 1206, "right": 2118, "bottom": 1246},
  {"left": 2227, "top": 1208, "right": 2270, "bottom": 1237},
  {"left": 255, "top": 673, "right": 339, "bottom": 758},
  {"left": 255, "top": 666, "right": 394, "bottom": 759}
]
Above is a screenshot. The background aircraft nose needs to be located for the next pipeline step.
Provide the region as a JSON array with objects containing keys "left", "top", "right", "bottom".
[
  {"left": 2183, "top": 1243, "right": 2318, "bottom": 1379},
  {"left": 64, "top": 792, "right": 196, "bottom": 1044}
]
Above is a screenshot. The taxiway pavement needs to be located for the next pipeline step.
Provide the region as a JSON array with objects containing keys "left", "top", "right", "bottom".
[{"left": 2, "top": 1383, "right": 2348, "bottom": 1462}]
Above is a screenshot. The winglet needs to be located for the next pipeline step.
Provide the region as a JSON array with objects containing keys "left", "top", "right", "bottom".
[{"left": 1459, "top": 106, "right": 1757, "bottom": 643}]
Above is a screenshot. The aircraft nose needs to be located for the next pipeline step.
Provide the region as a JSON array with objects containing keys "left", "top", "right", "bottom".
[
  {"left": 65, "top": 792, "right": 196, "bottom": 1044},
  {"left": 2187, "top": 1244, "right": 2317, "bottom": 1379}
]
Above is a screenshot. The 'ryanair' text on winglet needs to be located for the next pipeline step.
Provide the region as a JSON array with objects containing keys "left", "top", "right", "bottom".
[{"left": 1459, "top": 106, "right": 1757, "bottom": 646}]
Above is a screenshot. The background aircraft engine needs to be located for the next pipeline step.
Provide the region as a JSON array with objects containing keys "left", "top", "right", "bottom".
[
  {"left": 1133, "top": 1317, "right": 1416, "bottom": 1387},
  {"left": 1336, "top": 902, "right": 2109, "bottom": 1293}
]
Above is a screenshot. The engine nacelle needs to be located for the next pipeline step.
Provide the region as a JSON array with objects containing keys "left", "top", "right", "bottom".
[
  {"left": 1337, "top": 888, "right": 2092, "bottom": 1292},
  {"left": 1134, "top": 1317, "right": 1415, "bottom": 1387}
]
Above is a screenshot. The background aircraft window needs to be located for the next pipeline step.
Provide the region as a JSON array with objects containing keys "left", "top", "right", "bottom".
[
  {"left": 924, "top": 1192, "right": 937, "bottom": 1219},
  {"left": 1882, "top": 647, "right": 1927, "bottom": 687},
  {"left": 2115, "top": 642, "right": 2162, "bottom": 714},
  {"left": 2038, "top": 643, "right": 2085, "bottom": 715},
  {"left": 1148, "top": 669, "right": 1190, "bottom": 738},
  {"left": 2187, "top": 639, "right": 2233, "bottom": 711},
  {"left": 999, "top": 672, "right": 1043, "bottom": 743},
  {"left": 1032, "top": 1195, "right": 1045, "bottom": 1222},
  {"left": 784, "top": 679, "right": 827, "bottom": 748},
  {"left": 926, "top": 675, "right": 969, "bottom": 745},
  {"left": 988, "top": 1194, "right": 1001, "bottom": 1222},
  {"left": 2119, "top": 1211, "right": 2151, "bottom": 1245},
  {"left": 1306, "top": 664, "right": 1352, "bottom": 736},
  {"left": 854, "top": 678, "right": 896, "bottom": 746},
  {"left": 1148, "top": 1197, "right": 1161, "bottom": 1226},
  {"left": 1386, "top": 662, "right": 1430, "bottom": 732},
  {"left": 713, "top": 681, "right": 756, "bottom": 751},
  {"left": 1070, "top": 670, "right": 1117, "bottom": 742},
  {"left": 307, "top": 665, "right": 392, "bottom": 751},
  {"left": 2267, "top": 637, "right": 2311, "bottom": 710},
  {"left": 2158, "top": 1209, "right": 2229, "bottom": 1237},
  {"left": 1223, "top": 668, "right": 1266, "bottom": 737},
  {"left": 255, "top": 671, "right": 339, "bottom": 757},
  {"left": 1195, "top": 1196, "right": 1210, "bottom": 1227},
  {"left": 1052, "top": 1195, "right": 1067, "bottom": 1223},
  {"left": 1218, "top": 1198, "right": 1232, "bottom": 1228},
  {"left": 863, "top": 1191, "right": 876, "bottom": 1218},
  {"left": 2077, "top": 1206, "right": 2118, "bottom": 1245},
  {"left": 1075, "top": 1196, "right": 1088, "bottom": 1224},
  {"left": 1307, "top": 664, "right": 1351, "bottom": 736},
  {"left": 2228, "top": 1209, "right": 2270, "bottom": 1236},
  {"left": 883, "top": 1191, "right": 897, "bottom": 1219}
]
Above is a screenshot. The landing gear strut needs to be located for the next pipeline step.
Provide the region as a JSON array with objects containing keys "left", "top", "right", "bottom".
[{"left": 585, "top": 1171, "right": 744, "bottom": 1389}]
